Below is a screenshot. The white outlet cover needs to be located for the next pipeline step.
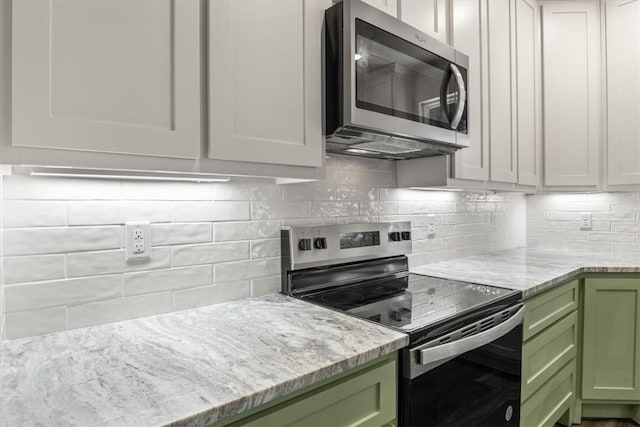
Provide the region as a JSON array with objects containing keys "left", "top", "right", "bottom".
[
  {"left": 125, "top": 221, "right": 151, "bottom": 262},
  {"left": 580, "top": 213, "right": 592, "bottom": 230}
]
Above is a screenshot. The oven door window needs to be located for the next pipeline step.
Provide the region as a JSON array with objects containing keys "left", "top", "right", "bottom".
[
  {"left": 355, "top": 19, "right": 468, "bottom": 133},
  {"left": 401, "top": 326, "right": 522, "bottom": 427}
]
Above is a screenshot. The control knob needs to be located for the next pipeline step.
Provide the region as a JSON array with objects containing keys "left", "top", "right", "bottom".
[
  {"left": 401, "top": 231, "right": 411, "bottom": 241},
  {"left": 314, "top": 237, "right": 328, "bottom": 249},
  {"left": 388, "top": 231, "right": 402, "bottom": 242},
  {"left": 298, "top": 238, "right": 312, "bottom": 251}
]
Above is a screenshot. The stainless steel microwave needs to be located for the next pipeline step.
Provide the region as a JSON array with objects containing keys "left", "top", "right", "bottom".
[{"left": 324, "top": 0, "right": 470, "bottom": 160}]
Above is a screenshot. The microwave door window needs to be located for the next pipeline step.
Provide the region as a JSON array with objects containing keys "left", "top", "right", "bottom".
[{"left": 355, "top": 19, "right": 454, "bottom": 130}]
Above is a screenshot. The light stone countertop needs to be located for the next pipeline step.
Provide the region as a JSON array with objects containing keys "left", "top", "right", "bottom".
[
  {"left": 412, "top": 247, "right": 640, "bottom": 298},
  {"left": 0, "top": 294, "right": 408, "bottom": 427}
]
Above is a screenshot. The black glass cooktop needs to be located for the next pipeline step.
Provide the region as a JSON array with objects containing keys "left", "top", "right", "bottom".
[{"left": 302, "top": 273, "right": 521, "bottom": 341}]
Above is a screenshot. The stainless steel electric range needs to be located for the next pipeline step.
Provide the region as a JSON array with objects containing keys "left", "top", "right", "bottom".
[{"left": 281, "top": 222, "right": 524, "bottom": 427}]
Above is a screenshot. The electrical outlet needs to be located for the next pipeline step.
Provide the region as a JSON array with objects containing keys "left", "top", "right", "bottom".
[
  {"left": 427, "top": 215, "right": 436, "bottom": 237},
  {"left": 125, "top": 222, "right": 151, "bottom": 262},
  {"left": 580, "top": 212, "right": 592, "bottom": 230}
]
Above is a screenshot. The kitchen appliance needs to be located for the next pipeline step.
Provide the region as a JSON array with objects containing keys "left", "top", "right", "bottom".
[
  {"left": 324, "top": 0, "right": 470, "bottom": 160},
  {"left": 281, "top": 222, "right": 523, "bottom": 427}
]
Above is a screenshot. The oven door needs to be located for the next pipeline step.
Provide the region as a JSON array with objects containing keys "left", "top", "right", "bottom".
[
  {"left": 400, "top": 305, "right": 524, "bottom": 427},
  {"left": 343, "top": 0, "right": 469, "bottom": 147}
]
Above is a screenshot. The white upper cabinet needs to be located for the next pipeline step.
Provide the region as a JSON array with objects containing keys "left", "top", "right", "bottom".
[
  {"left": 488, "top": 0, "right": 517, "bottom": 184},
  {"left": 514, "top": 0, "right": 538, "bottom": 186},
  {"left": 12, "top": 0, "right": 201, "bottom": 159},
  {"left": 542, "top": 1, "right": 600, "bottom": 187},
  {"left": 399, "top": 0, "right": 449, "bottom": 44},
  {"left": 208, "top": 0, "right": 323, "bottom": 168},
  {"left": 605, "top": 0, "right": 640, "bottom": 186},
  {"left": 362, "top": 0, "right": 399, "bottom": 17},
  {"left": 450, "top": 0, "right": 489, "bottom": 181}
]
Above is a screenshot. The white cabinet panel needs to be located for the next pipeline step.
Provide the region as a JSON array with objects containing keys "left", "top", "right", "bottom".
[
  {"left": 208, "top": 0, "right": 323, "bottom": 168},
  {"left": 451, "top": 0, "right": 489, "bottom": 181},
  {"left": 399, "top": 0, "right": 449, "bottom": 43},
  {"left": 515, "top": 0, "right": 538, "bottom": 186},
  {"left": 12, "top": 0, "right": 201, "bottom": 159},
  {"left": 362, "top": 0, "right": 398, "bottom": 17},
  {"left": 542, "top": 1, "right": 600, "bottom": 186},
  {"left": 488, "top": 0, "right": 517, "bottom": 183},
  {"left": 606, "top": 0, "right": 640, "bottom": 185}
]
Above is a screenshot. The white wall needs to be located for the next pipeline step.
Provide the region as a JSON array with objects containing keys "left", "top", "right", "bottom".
[
  {"left": 526, "top": 192, "right": 640, "bottom": 253},
  {"left": 0, "top": 155, "right": 526, "bottom": 340}
]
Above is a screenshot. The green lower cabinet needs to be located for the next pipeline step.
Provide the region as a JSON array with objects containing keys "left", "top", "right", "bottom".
[
  {"left": 218, "top": 354, "right": 397, "bottom": 427},
  {"left": 521, "top": 280, "right": 579, "bottom": 427},
  {"left": 521, "top": 361, "right": 576, "bottom": 427},
  {"left": 582, "top": 276, "right": 640, "bottom": 402}
]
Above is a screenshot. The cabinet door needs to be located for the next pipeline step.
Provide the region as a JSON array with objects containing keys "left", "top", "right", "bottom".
[
  {"left": 488, "top": 0, "right": 517, "bottom": 183},
  {"left": 399, "top": 0, "right": 449, "bottom": 44},
  {"left": 541, "top": 1, "right": 600, "bottom": 186},
  {"left": 208, "top": 0, "right": 323, "bottom": 167},
  {"left": 514, "top": 0, "right": 538, "bottom": 186},
  {"left": 12, "top": 0, "right": 201, "bottom": 159},
  {"left": 362, "top": 0, "right": 398, "bottom": 17},
  {"left": 606, "top": 0, "right": 640, "bottom": 185},
  {"left": 451, "top": 0, "right": 489, "bottom": 181},
  {"left": 582, "top": 277, "right": 640, "bottom": 401}
]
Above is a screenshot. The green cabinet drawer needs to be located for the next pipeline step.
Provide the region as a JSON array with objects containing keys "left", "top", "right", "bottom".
[
  {"left": 228, "top": 357, "right": 397, "bottom": 427},
  {"left": 521, "top": 361, "right": 576, "bottom": 427},
  {"left": 582, "top": 276, "right": 640, "bottom": 401},
  {"left": 523, "top": 279, "right": 579, "bottom": 341},
  {"left": 522, "top": 311, "right": 578, "bottom": 401}
]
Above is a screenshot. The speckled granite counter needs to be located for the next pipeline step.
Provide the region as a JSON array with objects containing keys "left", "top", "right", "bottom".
[
  {"left": 0, "top": 294, "right": 408, "bottom": 427},
  {"left": 412, "top": 247, "right": 640, "bottom": 298}
]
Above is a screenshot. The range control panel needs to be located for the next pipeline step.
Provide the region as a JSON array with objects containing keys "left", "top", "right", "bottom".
[{"left": 282, "top": 222, "right": 412, "bottom": 271}]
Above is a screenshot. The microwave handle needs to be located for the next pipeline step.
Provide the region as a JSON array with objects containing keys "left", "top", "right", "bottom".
[
  {"left": 418, "top": 306, "right": 523, "bottom": 366},
  {"left": 449, "top": 64, "right": 467, "bottom": 130}
]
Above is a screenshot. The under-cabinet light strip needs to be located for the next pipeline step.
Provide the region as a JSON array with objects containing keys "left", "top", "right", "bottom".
[{"left": 13, "top": 166, "right": 231, "bottom": 183}]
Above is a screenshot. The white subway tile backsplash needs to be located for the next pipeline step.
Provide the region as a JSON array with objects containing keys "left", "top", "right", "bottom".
[
  {"left": 151, "top": 223, "right": 212, "bottom": 246},
  {"left": 526, "top": 193, "right": 639, "bottom": 251},
  {"left": 3, "top": 254, "right": 66, "bottom": 284},
  {"left": 3, "top": 176, "right": 121, "bottom": 200},
  {"left": 2, "top": 155, "right": 532, "bottom": 339},
  {"left": 251, "top": 201, "right": 311, "bottom": 219},
  {"left": 213, "top": 179, "right": 282, "bottom": 201},
  {"left": 214, "top": 258, "right": 280, "bottom": 282},
  {"left": 67, "top": 248, "right": 172, "bottom": 277},
  {"left": 68, "top": 293, "right": 173, "bottom": 329},
  {"left": 68, "top": 201, "right": 174, "bottom": 225},
  {"left": 250, "top": 239, "right": 281, "bottom": 259},
  {"left": 172, "top": 201, "right": 250, "bottom": 222},
  {"left": 5, "top": 275, "right": 122, "bottom": 312},
  {"left": 214, "top": 220, "right": 281, "bottom": 241},
  {"left": 3, "top": 226, "right": 123, "bottom": 256},
  {"left": 122, "top": 181, "right": 213, "bottom": 201},
  {"left": 251, "top": 276, "right": 281, "bottom": 297},
  {"left": 171, "top": 242, "right": 249, "bottom": 267},
  {"left": 124, "top": 265, "right": 213, "bottom": 296},
  {"left": 2, "top": 201, "right": 67, "bottom": 228},
  {"left": 173, "top": 281, "right": 251, "bottom": 311},
  {"left": 282, "top": 182, "right": 336, "bottom": 201},
  {"left": 311, "top": 201, "right": 359, "bottom": 217},
  {"left": 4, "top": 307, "right": 67, "bottom": 340}
]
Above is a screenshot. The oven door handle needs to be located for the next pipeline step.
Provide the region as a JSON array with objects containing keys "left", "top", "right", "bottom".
[{"left": 418, "top": 306, "right": 524, "bottom": 366}]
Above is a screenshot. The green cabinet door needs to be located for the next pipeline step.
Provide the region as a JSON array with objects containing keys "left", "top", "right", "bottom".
[
  {"left": 225, "top": 356, "right": 397, "bottom": 427},
  {"left": 582, "top": 277, "right": 640, "bottom": 401}
]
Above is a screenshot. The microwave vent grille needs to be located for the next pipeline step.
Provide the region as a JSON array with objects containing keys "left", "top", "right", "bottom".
[{"left": 352, "top": 141, "right": 423, "bottom": 154}]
